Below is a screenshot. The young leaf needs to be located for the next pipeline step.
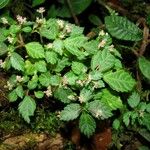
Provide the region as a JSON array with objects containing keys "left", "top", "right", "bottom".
[
  {"left": 0, "top": 42, "right": 7, "bottom": 56},
  {"left": 25, "top": 60, "right": 35, "bottom": 75},
  {"left": 15, "top": 85, "right": 24, "bottom": 99},
  {"left": 123, "top": 112, "right": 131, "bottom": 126},
  {"left": 0, "top": 0, "right": 9, "bottom": 9},
  {"left": 45, "top": 51, "right": 58, "bottom": 64},
  {"left": 128, "top": 91, "right": 140, "bottom": 108},
  {"left": 27, "top": 74, "right": 38, "bottom": 90},
  {"left": 53, "top": 39, "right": 64, "bottom": 55},
  {"left": 18, "top": 96, "right": 36, "bottom": 123},
  {"left": 91, "top": 49, "right": 115, "bottom": 72},
  {"left": 54, "top": 87, "right": 74, "bottom": 103},
  {"left": 39, "top": 72, "right": 51, "bottom": 87},
  {"left": 71, "top": 61, "right": 87, "bottom": 75},
  {"left": 100, "top": 89, "right": 123, "bottom": 110},
  {"left": 50, "top": 75, "right": 61, "bottom": 86},
  {"left": 79, "top": 113, "right": 96, "bottom": 138},
  {"left": 64, "top": 71, "right": 78, "bottom": 85},
  {"left": 103, "top": 70, "right": 136, "bottom": 92},
  {"left": 138, "top": 57, "right": 150, "bottom": 80},
  {"left": 34, "top": 60, "right": 47, "bottom": 72},
  {"left": 10, "top": 52, "right": 24, "bottom": 71},
  {"left": 60, "top": 103, "right": 81, "bottom": 121},
  {"left": 25, "top": 42, "right": 45, "bottom": 58},
  {"left": 105, "top": 15, "right": 142, "bottom": 41},
  {"left": 112, "top": 119, "right": 120, "bottom": 130},
  {"left": 8, "top": 89, "right": 18, "bottom": 102},
  {"left": 88, "top": 100, "right": 112, "bottom": 119},
  {"left": 34, "top": 91, "right": 44, "bottom": 99}
]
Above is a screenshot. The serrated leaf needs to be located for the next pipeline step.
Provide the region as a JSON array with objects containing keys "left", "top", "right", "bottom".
[
  {"left": 89, "top": 14, "right": 102, "bottom": 26},
  {"left": 128, "top": 91, "right": 140, "bottom": 108},
  {"left": 25, "top": 42, "right": 45, "bottom": 58},
  {"left": 112, "top": 119, "right": 120, "bottom": 130},
  {"left": 15, "top": 85, "right": 24, "bottom": 98},
  {"left": 60, "top": 103, "right": 81, "bottom": 121},
  {"left": 138, "top": 57, "right": 150, "bottom": 80},
  {"left": 34, "top": 91, "right": 44, "bottom": 99},
  {"left": 45, "top": 51, "right": 58, "bottom": 64},
  {"left": 8, "top": 90, "right": 18, "bottom": 102},
  {"left": 146, "top": 104, "right": 150, "bottom": 113},
  {"left": 32, "top": 0, "right": 45, "bottom": 7},
  {"left": 72, "top": 61, "right": 87, "bottom": 75},
  {"left": 0, "top": 0, "right": 9, "bottom": 9},
  {"left": 100, "top": 89, "right": 123, "bottom": 110},
  {"left": 91, "top": 49, "right": 115, "bottom": 72},
  {"left": 0, "top": 42, "right": 7, "bottom": 56},
  {"left": 40, "top": 19, "right": 59, "bottom": 40},
  {"left": 79, "top": 113, "right": 96, "bottom": 137},
  {"left": 88, "top": 100, "right": 112, "bottom": 119},
  {"left": 103, "top": 70, "right": 136, "bottom": 92},
  {"left": 18, "top": 96, "right": 36, "bottom": 123},
  {"left": 105, "top": 15, "right": 142, "bottom": 41},
  {"left": 10, "top": 52, "right": 24, "bottom": 71},
  {"left": 35, "top": 60, "right": 47, "bottom": 72},
  {"left": 123, "top": 112, "right": 131, "bottom": 126},
  {"left": 25, "top": 60, "right": 35, "bottom": 75},
  {"left": 53, "top": 39, "right": 64, "bottom": 55},
  {"left": 142, "top": 113, "right": 150, "bottom": 131},
  {"left": 65, "top": 71, "right": 78, "bottom": 85},
  {"left": 89, "top": 71, "right": 102, "bottom": 81},
  {"left": 27, "top": 74, "right": 38, "bottom": 90},
  {"left": 39, "top": 72, "right": 51, "bottom": 87},
  {"left": 50, "top": 75, "right": 61, "bottom": 86},
  {"left": 54, "top": 87, "right": 73, "bottom": 103}
]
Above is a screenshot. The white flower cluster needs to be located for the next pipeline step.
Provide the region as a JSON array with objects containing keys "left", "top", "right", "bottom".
[
  {"left": 37, "top": 7, "right": 45, "bottom": 14},
  {"left": 4, "top": 81, "right": 13, "bottom": 90},
  {"left": 44, "top": 86, "right": 52, "bottom": 97},
  {"left": 0, "top": 59, "right": 5, "bottom": 68},
  {"left": 1, "top": 17, "right": 8, "bottom": 24},
  {"left": 16, "top": 75, "right": 23, "bottom": 82},
  {"left": 16, "top": 15, "right": 27, "bottom": 25}
]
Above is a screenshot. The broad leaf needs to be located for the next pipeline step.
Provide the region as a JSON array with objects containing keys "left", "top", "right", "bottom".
[
  {"left": 79, "top": 113, "right": 96, "bottom": 137},
  {"left": 32, "top": 0, "right": 45, "bottom": 7},
  {"left": 103, "top": 70, "right": 136, "bottom": 92},
  {"left": 53, "top": 39, "right": 64, "bottom": 55},
  {"left": 138, "top": 57, "right": 150, "bottom": 80},
  {"left": 25, "top": 42, "right": 45, "bottom": 58},
  {"left": 105, "top": 15, "right": 142, "bottom": 41},
  {"left": 0, "top": 42, "right": 7, "bottom": 56},
  {"left": 8, "top": 89, "right": 18, "bottom": 102},
  {"left": 45, "top": 51, "right": 58, "bottom": 64},
  {"left": 10, "top": 52, "right": 24, "bottom": 71},
  {"left": 0, "top": 0, "right": 9, "bottom": 9},
  {"left": 65, "top": 71, "right": 78, "bottom": 85},
  {"left": 128, "top": 91, "right": 140, "bottom": 108},
  {"left": 18, "top": 96, "right": 36, "bottom": 123},
  {"left": 34, "top": 60, "right": 47, "bottom": 72},
  {"left": 39, "top": 72, "right": 51, "bottom": 87},
  {"left": 15, "top": 85, "right": 24, "bottom": 99},
  {"left": 91, "top": 49, "right": 115, "bottom": 72},
  {"left": 34, "top": 91, "right": 44, "bottom": 99},
  {"left": 50, "top": 75, "right": 61, "bottom": 86},
  {"left": 27, "top": 74, "right": 38, "bottom": 90},
  {"left": 25, "top": 60, "right": 35, "bottom": 75},
  {"left": 123, "top": 112, "right": 131, "bottom": 126},
  {"left": 60, "top": 103, "right": 81, "bottom": 121},
  {"left": 112, "top": 119, "right": 120, "bottom": 130}
]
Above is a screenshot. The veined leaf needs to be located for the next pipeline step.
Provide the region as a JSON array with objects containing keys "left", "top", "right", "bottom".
[
  {"left": 123, "top": 112, "right": 131, "bottom": 126},
  {"left": 91, "top": 49, "right": 115, "bottom": 72},
  {"left": 79, "top": 113, "right": 96, "bottom": 138},
  {"left": 138, "top": 57, "right": 150, "bottom": 80},
  {"left": 53, "top": 39, "right": 64, "bottom": 55},
  {"left": 10, "top": 52, "right": 24, "bottom": 71},
  {"left": 25, "top": 60, "right": 35, "bottom": 75},
  {"left": 60, "top": 103, "right": 81, "bottom": 121},
  {"left": 25, "top": 42, "right": 45, "bottom": 58},
  {"left": 27, "top": 74, "right": 38, "bottom": 90},
  {"left": 0, "top": 42, "right": 7, "bottom": 56},
  {"left": 0, "top": 0, "right": 9, "bottom": 9},
  {"left": 128, "top": 91, "right": 140, "bottom": 108},
  {"left": 8, "top": 90, "right": 18, "bottom": 102},
  {"left": 105, "top": 15, "right": 142, "bottom": 41},
  {"left": 15, "top": 85, "right": 24, "bottom": 99},
  {"left": 50, "top": 75, "right": 61, "bottom": 86},
  {"left": 18, "top": 96, "right": 36, "bottom": 123},
  {"left": 65, "top": 71, "right": 78, "bottom": 85},
  {"left": 103, "top": 70, "right": 136, "bottom": 92},
  {"left": 45, "top": 51, "right": 58, "bottom": 64},
  {"left": 32, "top": 0, "right": 45, "bottom": 7},
  {"left": 34, "top": 91, "right": 44, "bottom": 99},
  {"left": 35, "top": 60, "right": 47, "bottom": 72},
  {"left": 39, "top": 72, "right": 51, "bottom": 87}
]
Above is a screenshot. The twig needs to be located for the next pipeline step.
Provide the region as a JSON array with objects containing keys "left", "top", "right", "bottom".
[{"left": 66, "top": 0, "right": 79, "bottom": 25}]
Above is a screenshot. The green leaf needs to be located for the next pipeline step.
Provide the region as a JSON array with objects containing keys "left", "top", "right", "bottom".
[
  {"left": 53, "top": 39, "right": 64, "bottom": 55},
  {"left": 89, "top": 14, "right": 102, "bottom": 26},
  {"left": 0, "top": 42, "right": 7, "bottom": 56},
  {"left": 45, "top": 51, "right": 58, "bottom": 64},
  {"left": 25, "top": 60, "right": 35, "bottom": 75},
  {"left": 103, "top": 70, "right": 136, "bottom": 92},
  {"left": 105, "top": 15, "right": 142, "bottom": 41},
  {"left": 22, "top": 26, "right": 32, "bottom": 33},
  {"left": 34, "top": 91, "right": 44, "bottom": 99},
  {"left": 10, "top": 52, "right": 24, "bottom": 71},
  {"left": 8, "top": 90, "right": 18, "bottom": 102},
  {"left": 50, "top": 75, "right": 61, "bottom": 86},
  {"left": 123, "top": 112, "right": 131, "bottom": 126},
  {"left": 89, "top": 71, "right": 102, "bottom": 81},
  {"left": 142, "top": 113, "right": 150, "bottom": 131},
  {"left": 9, "top": 25, "right": 21, "bottom": 34},
  {"left": 40, "top": 19, "right": 59, "bottom": 40},
  {"left": 138, "top": 57, "right": 150, "bottom": 80},
  {"left": 146, "top": 104, "right": 150, "bottom": 113},
  {"left": 64, "top": 71, "right": 78, "bottom": 85},
  {"left": 72, "top": 62, "right": 87, "bottom": 75},
  {"left": 79, "top": 113, "right": 96, "bottom": 137},
  {"left": 100, "top": 89, "right": 123, "bottom": 110},
  {"left": 18, "top": 96, "right": 36, "bottom": 123},
  {"left": 27, "top": 74, "right": 38, "bottom": 90},
  {"left": 60, "top": 103, "right": 81, "bottom": 121},
  {"left": 138, "top": 128, "right": 150, "bottom": 142},
  {"left": 35, "top": 60, "right": 47, "bottom": 72},
  {"left": 112, "top": 119, "right": 120, "bottom": 130},
  {"left": 39, "top": 72, "right": 51, "bottom": 87},
  {"left": 57, "top": 0, "right": 92, "bottom": 17},
  {"left": 25, "top": 42, "right": 45, "bottom": 58},
  {"left": 0, "top": 0, "right": 9, "bottom": 9},
  {"left": 32, "top": 0, "right": 45, "bottom": 7},
  {"left": 128, "top": 91, "right": 140, "bottom": 108},
  {"left": 88, "top": 100, "right": 112, "bottom": 119},
  {"left": 15, "top": 85, "right": 24, "bottom": 99},
  {"left": 91, "top": 49, "right": 115, "bottom": 72},
  {"left": 54, "top": 87, "right": 73, "bottom": 103}
]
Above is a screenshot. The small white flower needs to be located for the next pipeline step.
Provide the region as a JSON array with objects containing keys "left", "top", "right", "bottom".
[
  {"left": 78, "top": 96, "right": 85, "bottom": 103},
  {"left": 68, "top": 95, "right": 76, "bottom": 100},
  {"left": 62, "top": 76, "right": 68, "bottom": 86},
  {"left": 44, "top": 86, "right": 52, "bottom": 97},
  {"left": 65, "top": 24, "right": 72, "bottom": 33},
  {"left": 0, "top": 59, "right": 5, "bottom": 68},
  {"left": 57, "top": 20, "right": 64, "bottom": 29},
  {"left": 95, "top": 110, "right": 103, "bottom": 118},
  {"left": 109, "top": 44, "right": 114, "bottom": 52},
  {"left": 98, "top": 40, "right": 106, "bottom": 48},
  {"left": 99, "top": 30, "right": 105, "bottom": 36},
  {"left": 46, "top": 43, "right": 53, "bottom": 49},
  {"left": 37, "top": 7, "right": 45, "bottom": 14},
  {"left": 1, "top": 17, "right": 8, "bottom": 24},
  {"left": 4, "top": 81, "right": 13, "bottom": 90},
  {"left": 16, "top": 75, "right": 23, "bottom": 82},
  {"left": 59, "top": 34, "right": 65, "bottom": 39},
  {"left": 76, "top": 80, "right": 84, "bottom": 86},
  {"left": 7, "top": 37, "right": 14, "bottom": 44},
  {"left": 16, "top": 15, "right": 27, "bottom": 25},
  {"left": 36, "top": 17, "right": 43, "bottom": 24}
]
